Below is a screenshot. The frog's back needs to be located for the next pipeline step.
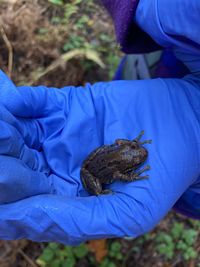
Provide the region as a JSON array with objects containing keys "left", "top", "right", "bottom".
[{"left": 85, "top": 144, "right": 120, "bottom": 180}]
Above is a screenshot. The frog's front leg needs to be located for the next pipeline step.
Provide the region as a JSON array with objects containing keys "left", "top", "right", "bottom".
[
  {"left": 81, "top": 168, "right": 103, "bottom": 195},
  {"left": 113, "top": 165, "right": 150, "bottom": 182},
  {"left": 134, "top": 130, "right": 145, "bottom": 141},
  {"left": 115, "top": 131, "right": 146, "bottom": 145},
  {"left": 133, "top": 130, "right": 152, "bottom": 145}
]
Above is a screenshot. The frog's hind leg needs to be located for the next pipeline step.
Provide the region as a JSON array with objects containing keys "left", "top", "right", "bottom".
[
  {"left": 81, "top": 168, "right": 102, "bottom": 195},
  {"left": 113, "top": 165, "right": 150, "bottom": 182},
  {"left": 132, "top": 165, "right": 151, "bottom": 180},
  {"left": 137, "top": 165, "right": 150, "bottom": 174},
  {"left": 113, "top": 171, "right": 136, "bottom": 182},
  {"left": 115, "top": 172, "right": 149, "bottom": 181},
  {"left": 101, "top": 189, "right": 114, "bottom": 195}
]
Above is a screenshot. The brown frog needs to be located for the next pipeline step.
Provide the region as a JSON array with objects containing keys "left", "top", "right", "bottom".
[{"left": 80, "top": 130, "right": 151, "bottom": 195}]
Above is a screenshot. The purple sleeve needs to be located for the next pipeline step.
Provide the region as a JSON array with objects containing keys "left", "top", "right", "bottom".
[
  {"left": 101, "top": 0, "right": 200, "bottom": 58},
  {"left": 101, "top": 0, "right": 161, "bottom": 53}
]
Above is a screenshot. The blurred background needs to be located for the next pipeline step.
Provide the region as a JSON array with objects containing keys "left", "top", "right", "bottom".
[{"left": 0, "top": 1, "right": 200, "bottom": 266}]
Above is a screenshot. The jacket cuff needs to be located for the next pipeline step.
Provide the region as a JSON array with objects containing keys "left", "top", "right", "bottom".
[{"left": 101, "top": 0, "right": 161, "bottom": 54}]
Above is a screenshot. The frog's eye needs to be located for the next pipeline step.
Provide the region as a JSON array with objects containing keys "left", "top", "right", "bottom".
[{"left": 131, "top": 142, "right": 138, "bottom": 148}]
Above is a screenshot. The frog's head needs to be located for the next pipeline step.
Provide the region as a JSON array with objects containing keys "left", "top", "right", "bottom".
[
  {"left": 128, "top": 141, "right": 148, "bottom": 166},
  {"left": 114, "top": 136, "right": 151, "bottom": 167}
]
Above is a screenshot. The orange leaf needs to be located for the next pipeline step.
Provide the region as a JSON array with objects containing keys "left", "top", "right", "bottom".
[{"left": 87, "top": 239, "right": 108, "bottom": 263}]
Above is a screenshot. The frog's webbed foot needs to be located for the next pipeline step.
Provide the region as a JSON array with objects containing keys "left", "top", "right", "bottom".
[
  {"left": 129, "top": 165, "right": 151, "bottom": 180},
  {"left": 131, "top": 174, "right": 149, "bottom": 180},
  {"left": 137, "top": 165, "right": 151, "bottom": 174},
  {"left": 101, "top": 189, "right": 114, "bottom": 195},
  {"left": 81, "top": 168, "right": 102, "bottom": 195}
]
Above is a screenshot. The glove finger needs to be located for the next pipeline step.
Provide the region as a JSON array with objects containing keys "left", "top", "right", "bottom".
[
  {"left": 0, "top": 118, "right": 79, "bottom": 199},
  {"left": 0, "top": 71, "right": 67, "bottom": 149},
  {"left": 0, "top": 156, "right": 54, "bottom": 204},
  {"left": 0, "top": 70, "right": 43, "bottom": 117},
  {"left": 0, "top": 100, "right": 44, "bottom": 150},
  {"left": 0, "top": 119, "right": 49, "bottom": 173},
  {"left": 0, "top": 70, "right": 69, "bottom": 118},
  {"left": 0, "top": 70, "right": 30, "bottom": 116}
]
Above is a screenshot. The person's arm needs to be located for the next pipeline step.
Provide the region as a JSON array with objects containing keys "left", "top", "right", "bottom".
[
  {"left": 102, "top": 0, "right": 200, "bottom": 76},
  {"left": 101, "top": 0, "right": 161, "bottom": 53},
  {"left": 135, "top": 0, "right": 200, "bottom": 76}
]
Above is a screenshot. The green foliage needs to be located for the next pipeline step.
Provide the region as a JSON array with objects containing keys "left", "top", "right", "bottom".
[
  {"left": 45, "top": 0, "right": 121, "bottom": 78},
  {"left": 37, "top": 221, "right": 200, "bottom": 267},
  {"left": 106, "top": 53, "right": 120, "bottom": 80},
  {"left": 36, "top": 243, "right": 89, "bottom": 267},
  {"left": 108, "top": 241, "right": 123, "bottom": 260},
  {"left": 155, "top": 233, "right": 175, "bottom": 259},
  {"left": 37, "top": 28, "right": 49, "bottom": 35},
  {"left": 170, "top": 221, "right": 184, "bottom": 239},
  {"left": 37, "top": 241, "right": 124, "bottom": 267},
  {"left": 62, "top": 35, "right": 86, "bottom": 51},
  {"left": 189, "top": 218, "right": 200, "bottom": 228},
  {"left": 48, "top": 0, "right": 63, "bottom": 5},
  {"left": 73, "top": 244, "right": 89, "bottom": 258},
  {"left": 99, "top": 258, "right": 117, "bottom": 267},
  {"left": 48, "top": 0, "right": 83, "bottom": 25},
  {"left": 99, "top": 241, "right": 123, "bottom": 267},
  {"left": 155, "top": 222, "right": 198, "bottom": 261}
]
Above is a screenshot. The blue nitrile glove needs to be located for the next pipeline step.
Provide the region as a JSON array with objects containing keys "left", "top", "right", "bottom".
[
  {"left": 0, "top": 0, "right": 200, "bottom": 245},
  {"left": 0, "top": 69, "right": 199, "bottom": 245},
  {"left": 0, "top": 101, "right": 80, "bottom": 203},
  {"left": 0, "top": 108, "right": 52, "bottom": 203},
  {"left": 135, "top": 0, "right": 200, "bottom": 76}
]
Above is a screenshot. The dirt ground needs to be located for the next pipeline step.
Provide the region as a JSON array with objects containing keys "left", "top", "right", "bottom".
[
  {"left": 0, "top": 0, "right": 117, "bottom": 86},
  {"left": 0, "top": 1, "right": 200, "bottom": 267}
]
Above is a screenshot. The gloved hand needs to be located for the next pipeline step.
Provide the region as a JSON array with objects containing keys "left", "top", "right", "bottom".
[
  {"left": 0, "top": 102, "right": 77, "bottom": 203},
  {"left": 0, "top": 70, "right": 199, "bottom": 245}
]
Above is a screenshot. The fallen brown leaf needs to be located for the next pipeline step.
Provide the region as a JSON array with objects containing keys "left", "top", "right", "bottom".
[{"left": 87, "top": 239, "right": 107, "bottom": 263}]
